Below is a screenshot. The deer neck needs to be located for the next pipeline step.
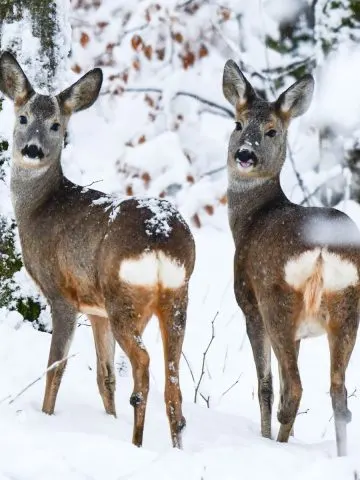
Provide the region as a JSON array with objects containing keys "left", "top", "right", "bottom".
[
  {"left": 11, "top": 153, "right": 64, "bottom": 223},
  {"left": 227, "top": 173, "right": 289, "bottom": 244}
]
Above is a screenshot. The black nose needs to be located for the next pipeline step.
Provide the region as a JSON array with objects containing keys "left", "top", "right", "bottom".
[
  {"left": 234, "top": 149, "right": 258, "bottom": 167},
  {"left": 21, "top": 144, "right": 44, "bottom": 159}
]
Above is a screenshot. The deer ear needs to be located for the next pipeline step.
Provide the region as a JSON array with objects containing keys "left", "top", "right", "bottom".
[
  {"left": 57, "top": 68, "right": 103, "bottom": 114},
  {"left": 275, "top": 74, "right": 314, "bottom": 119},
  {"left": 222, "top": 59, "right": 255, "bottom": 107},
  {"left": 0, "top": 51, "right": 34, "bottom": 106}
]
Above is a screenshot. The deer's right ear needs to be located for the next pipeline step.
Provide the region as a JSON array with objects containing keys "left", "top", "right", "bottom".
[
  {"left": 275, "top": 74, "right": 314, "bottom": 119},
  {"left": 0, "top": 52, "right": 34, "bottom": 106},
  {"left": 222, "top": 60, "right": 255, "bottom": 107},
  {"left": 57, "top": 68, "right": 103, "bottom": 114}
]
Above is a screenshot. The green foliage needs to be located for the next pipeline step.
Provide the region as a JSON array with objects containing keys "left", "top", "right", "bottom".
[
  {"left": 0, "top": 214, "right": 42, "bottom": 323},
  {"left": 0, "top": 0, "right": 58, "bottom": 86}
]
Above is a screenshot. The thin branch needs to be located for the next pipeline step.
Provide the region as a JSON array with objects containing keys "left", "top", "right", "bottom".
[
  {"left": 222, "top": 346, "right": 229, "bottom": 374},
  {"left": 82, "top": 179, "right": 104, "bottom": 188},
  {"left": 4, "top": 353, "right": 77, "bottom": 406},
  {"left": 194, "top": 312, "right": 218, "bottom": 403},
  {"left": 200, "top": 165, "right": 226, "bottom": 179},
  {"left": 175, "top": 90, "right": 235, "bottom": 118},
  {"left": 9, "top": 354, "right": 77, "bottom": 405},
  {"left": 118, "top": 87, "right": 234, "bottom": 118},
  {"left": 296, "top": 408, "right": 310, "bottom": 416},
  {"left": 287, "top": 141, "right": 311, "bottom": 206},
  {"left": 300, "top": 173, "right": 345, "bottom": 205},
  {"left": 221, "top": 374, "right": 242, "bottom": 398},
  {"left": 176, "top": 0, "right": 196, "bottom": 9},
  {"left": 200, "top": 392, "right": 210, "bottom": 408},
  {"left": 181, "top": 351, "right": 196, "bottom": 385}
]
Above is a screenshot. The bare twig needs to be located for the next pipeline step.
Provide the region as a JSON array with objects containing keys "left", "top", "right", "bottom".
[
  {"left": 222, "top": 346, "right": 229, "bottom": 374},
  {"left": 200, "top": 165, "right": 226, "bottom": 179},
  {"left": 176, "top": 0, "right": 196, "bottom": 9},
  {"left": 181, "top": 351, "right": 196, "bottom": 385},
  {"left": 117, "top": 87, "right": 234, "bottom": 118},
  {"left": 287, "top": 141, "right": 311, "bottom": 206},
  {"left": 299, "top": 173, "right": 345, "bottom": 205},
  {"left": 221, "top": 374, "right": 242, "bottom": 398},
  {"left": 4, "top": 353, "right": 77, "bottom": 406},
  {"left": 296, "top": 408, "right": 310, "bottom": 416},
  {"left": 82, "top": 179, "right": 104, "bottom": 188},
  {"left": 194, "top": 312, "right": 218, "bottom": 403},
  {"left": 200, "top": 392, "right": 210, "bottom": 408}
]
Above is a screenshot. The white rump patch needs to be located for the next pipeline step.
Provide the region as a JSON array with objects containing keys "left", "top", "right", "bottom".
[
  {"left": 285, "top": 248, "right": 358, "bottom": 292},
  {"left": 119, "top": 251, "right": 185, "bottom": 289}
]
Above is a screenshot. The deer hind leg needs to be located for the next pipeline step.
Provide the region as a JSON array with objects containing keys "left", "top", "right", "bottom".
[
  {"left": 279, "top": 340, "right": 300, "bottom": 437},
  {"left": 88, "top": 315, "right": 116, "bottom": 417},
  {"left": 327, "top": 293, "right": 359, "bottom": 457},
  {"left": 275, "top": 347, "right": 302, "bottom": 443},
  {"left": 108, "top": 297, "right": 150, "bottom": 448},
  {"left": 245, "top": 312, "right": 273, "bottom": 439},
  {"left": 261, "top": 292, "right": 303, "bottom": 443},
  {"left": 156, "top": 286, "right": 188, "bottom": 449},
  {"left": 42, "top": 300, "right": 77, "bottom": 415}
]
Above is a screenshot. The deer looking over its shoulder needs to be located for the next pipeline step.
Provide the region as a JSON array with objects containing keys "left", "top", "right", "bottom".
[
  {"left": 0, "top": 52, "right": 195, "bottom": 449},
  {"left": 223, "top": 59, "right": 360, "bottom": 456}
]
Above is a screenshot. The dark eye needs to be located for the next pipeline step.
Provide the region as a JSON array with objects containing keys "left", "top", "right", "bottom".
[
  {"left": 266, "top": 129, "right": 277, "bottom": 138},
  {"left": 19, "top": 115, "right": 27, "bottom": 125},
  {"left": 50, "top": 122, "right": 60, "bottom": 132},
  {"left": 235, "top": 122, "right": 242, "bottom": 131}
]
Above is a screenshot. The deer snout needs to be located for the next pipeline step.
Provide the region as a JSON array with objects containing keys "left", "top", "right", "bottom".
[
  {"left": 234, "top": 148, "right": 258, "bottom": 169},
  {"left": 21, "top": 144, "right": 45, "bottom": 160}
]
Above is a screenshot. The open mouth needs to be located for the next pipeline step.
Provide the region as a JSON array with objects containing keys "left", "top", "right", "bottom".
[{"left": 234, "top": 149, "right": 258, "bottom": 170}]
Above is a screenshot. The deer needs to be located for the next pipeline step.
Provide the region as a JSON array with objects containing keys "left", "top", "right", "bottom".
[
  {"left": 222, "top": 59, "right": 360, "bottom": 457},
  {"left": 0, "top": 51, "right": 196, "bottom": 449}
]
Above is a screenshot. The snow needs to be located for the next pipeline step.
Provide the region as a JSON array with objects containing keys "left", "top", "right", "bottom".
[
  {"left": 136, "top": 197, "right": 181, "bottom": 237},
  {"left": 0, "top": 229, "right": 359, "bottom": 478},
  {"left": 1, "top": 0, "right": 360, "bottom": 478}
]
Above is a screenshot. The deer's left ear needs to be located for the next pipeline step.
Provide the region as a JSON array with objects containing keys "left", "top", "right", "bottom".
[
  {"left": 57, "top": 68, "right": 103, "bottom": 114},
  {"left": 275, "top": 74, "right": 314, "bottom": 119},
  {"left": 222, "top": 59, "right": 256, "bottom": 107},
  {"left": 0, "top": 51, "right": 34, "bottom": 106}
]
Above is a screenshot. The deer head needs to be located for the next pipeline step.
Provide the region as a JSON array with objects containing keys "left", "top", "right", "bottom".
[
  {"left": 0, "top": 52, "right": 102, "bottom": 169},
  {"left": 222, "top": 60, "right": 314, "bottom": 181}
]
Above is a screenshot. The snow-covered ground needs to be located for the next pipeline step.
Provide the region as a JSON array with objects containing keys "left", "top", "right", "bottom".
[
  {"left": 0, "top": 224, "right": 359, "bottom": 479},
  {"left": 1, "top": 1, "right": 360, "bottom": 478}
]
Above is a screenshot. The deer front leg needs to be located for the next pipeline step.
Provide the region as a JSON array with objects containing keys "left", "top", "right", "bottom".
[
  {"left": 42, "top": 299, "right": 77, "bottom": 415},
  {"left": 157, "top": 287, "right": 188, "bottom": 449},
  {"left": 88, "top": 315, "right": 116, "bottom": 417}
]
